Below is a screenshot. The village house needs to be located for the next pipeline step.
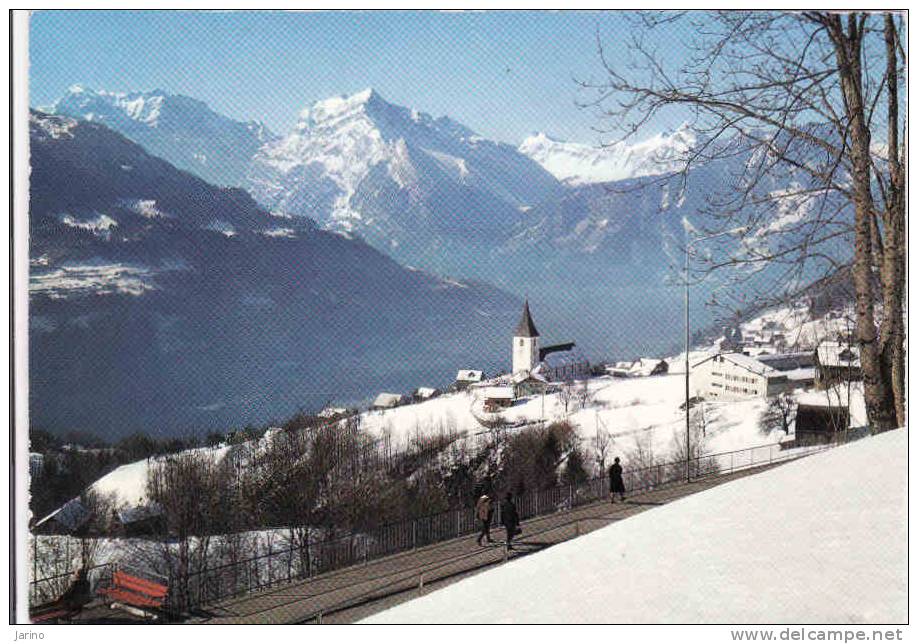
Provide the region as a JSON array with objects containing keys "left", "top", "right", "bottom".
[
  {"left": 372, "top": 392, "right": 404, "bottom": 410},
  {"left": 607, "top": 358, "right": 669, "bottom": 378},
  {"left": 481, "top": 386, "right": 515, "bottom": 413},
  {"left": 453, "top": 369, "right": 483, "bottom": 391},
  {"left": 793, "top": 403, "right": 850, "bottom": 446},
  {"left": 413, "top": 386, "right": 440, "bottom": 402},
  {"left": 511, "top": 369, "right": 549, "bottom": 398},
  {"left": 32, "top": 498, "right": 91, "bottom": 535},
  {"left": 317, "top": 406, "right": 348, "bottom": 419},
  {"left": 115, "top": 503, "right": 165, "bottom": 536},
  {"left": 814, "top": 341, "right": 862, "bottom": 389},
  {"left": 606, "top": 360, "right": 636, "bottom": 378}
]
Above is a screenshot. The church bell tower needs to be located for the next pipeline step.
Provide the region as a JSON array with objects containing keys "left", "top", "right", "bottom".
[{"left": 512, "top": 300, "right": 540, "bottom": 374}]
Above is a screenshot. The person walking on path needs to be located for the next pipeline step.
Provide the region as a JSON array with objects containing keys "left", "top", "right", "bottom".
[
  {"left": 475, "top": 493, "right": 494, "bottom": 546},
  {"left": 500, "top": 492, "right": 520, "bottom": 550},
  {"left": 609, "top": 457, "right": 626, "bottom": 503}
]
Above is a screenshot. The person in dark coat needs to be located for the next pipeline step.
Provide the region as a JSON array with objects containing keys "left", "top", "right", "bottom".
[
  {"left": 609, "top": 457, "right": 626, "bottom": 503},
  {"left": 500, "top": 492, "right": 520, "bottom": 550},
  {"left": 475, "top": 493, "right": 494, "bottom": 546}
]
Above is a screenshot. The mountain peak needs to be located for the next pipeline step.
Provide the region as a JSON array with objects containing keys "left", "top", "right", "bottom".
[
  {"left": 520, "top": 126, "right": 697, "bottom": 185},
  {"left": 49, "top": 86, "right": 275, "bottom": 187},
  {"left": 523, "top": 132, "right": 559, "bottom": 145},
  {"left": 298, "top": 88, "right": 387, "bottom": 127}
]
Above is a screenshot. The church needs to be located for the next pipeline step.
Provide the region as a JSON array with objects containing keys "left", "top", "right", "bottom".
[{"left": 511, "top": 301, "right": 590, "bottom": 384}]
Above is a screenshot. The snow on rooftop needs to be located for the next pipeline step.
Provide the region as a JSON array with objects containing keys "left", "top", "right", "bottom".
[
  {"left": 816, "top": 341, "right": 860, "bottom": 368},
  {"left": 456, "top": 370, "right": 483, "bottom": 382},
  {"left": 481, "top": 386, "right": 514, "bottom": 400},
  {"left": 365, "top": 429, "right": 906, "bottom": 624},
  {"left": 373, "top": 393, "right": 404, "bottom": 408}
]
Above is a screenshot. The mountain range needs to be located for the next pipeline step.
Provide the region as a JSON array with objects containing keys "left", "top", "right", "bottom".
[
  {"left": 51, "top": 87, "right": 693, "bottom": 276},
  {"left": 49, "top": 88, "right": 700, "bottom": 348},
  {"left": 518, "top": 127, "right": 696, "bottom": 186},
  {"left": 29, "top": 110, "right": 519, "bottom": 437},
  {"left": 35, "top": 86, "right": 839, "bottom": 436},
  {"left": 51, "top": 85, "right": 277, "bottom": 188}
]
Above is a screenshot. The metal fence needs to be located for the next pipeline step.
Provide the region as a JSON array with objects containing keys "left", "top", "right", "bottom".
[
  {"left": 29, "top": 562, "right": 115, "bottom": 608},
  {"left": 172, "top": 433, "right": 855, "bottom": 613}
]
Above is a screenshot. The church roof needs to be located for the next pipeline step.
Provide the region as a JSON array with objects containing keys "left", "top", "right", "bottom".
[{"left": 514, "top": 301, "right": 540, "bottom": 338}]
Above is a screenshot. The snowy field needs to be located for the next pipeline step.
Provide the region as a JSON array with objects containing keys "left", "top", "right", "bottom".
[
  {"left": 363, "top": 372, "right": 787, "bottom": 458},
  {"left": 364, "top": 428, "right": 907, "bottom": 624},
  {"left": 69, "top": 372, "right": 818, "bottom": 514}
]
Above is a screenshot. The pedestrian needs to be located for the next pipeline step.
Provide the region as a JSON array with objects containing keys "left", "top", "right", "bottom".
[
  {"left": 500, "top": 492, "right": 520, "bottom": 550},
  {"left": 609, "top": 456, "right": 626, "bottom": 503},
  {"left": 475, "top": 493, "right": 494, "bottom": 546}
]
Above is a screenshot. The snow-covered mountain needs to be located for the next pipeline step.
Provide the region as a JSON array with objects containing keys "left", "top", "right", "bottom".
[
  {"left": 41, "top": 87, "right": 847, "bottom": 365},
  {"left": 247, "top": 88, "right": 564, "bottom": 268},
  {"left": 519, "top": 126, "right": 696, "bottom": 185},
  {"left": 51, "top": 85, "right": 276, "bottom": 187},
  {"left": 29, "top": 111, "right": 520, "bottom": 437}
]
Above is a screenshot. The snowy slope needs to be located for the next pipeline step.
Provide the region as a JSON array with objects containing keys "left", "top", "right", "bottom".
[
  {"left": 361, "top": 373, "right": 786, "bottom": 458},
  {"left": 364, "top": 428, "right": 907, "bottom": 624},
  {"left": 66, "top": 372, "right": 780, "bottom": 515},
  {"left": 88, "top": 445, "right": 233, "bottom": 509},
  {"left": 519, "top": 126, "right": 696, "bottom": 185}
]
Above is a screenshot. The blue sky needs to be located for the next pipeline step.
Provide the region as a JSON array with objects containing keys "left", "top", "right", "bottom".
[{"left": 29, "top": 10, "right": 693, "bottom": 145}]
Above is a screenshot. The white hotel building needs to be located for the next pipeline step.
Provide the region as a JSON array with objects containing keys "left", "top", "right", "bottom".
[{"left": 692, "top": 352, "right": 815, "bottom": 401}]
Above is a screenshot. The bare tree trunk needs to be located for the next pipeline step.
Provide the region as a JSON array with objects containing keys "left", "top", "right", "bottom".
[
  {"left": 827, "top": 14, "right": 897, "bottom": 432},
  {"left": 879, "top": 13, "right": 907, "bottom": 428}
]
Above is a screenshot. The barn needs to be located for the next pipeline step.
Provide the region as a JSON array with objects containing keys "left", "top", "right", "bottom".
[{"left": 814, "top": 342, "right": 862, "bottom": 389}]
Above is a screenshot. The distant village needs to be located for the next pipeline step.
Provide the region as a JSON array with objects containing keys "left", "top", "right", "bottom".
[
  {"left": 348, "top": 300, "right": 863, "bottom": 445},
  {"left": 31, "top": 299, "right": 865, "bottom": 540}
]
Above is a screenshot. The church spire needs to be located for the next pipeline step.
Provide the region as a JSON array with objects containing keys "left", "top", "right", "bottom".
[{"left": 514, "top": 300, "right": 540, "bottom": 338}]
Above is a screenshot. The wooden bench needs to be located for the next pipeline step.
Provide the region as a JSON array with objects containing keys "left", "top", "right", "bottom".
[{"left": 98, "top": 571, "right": 168, "bottom": 618}]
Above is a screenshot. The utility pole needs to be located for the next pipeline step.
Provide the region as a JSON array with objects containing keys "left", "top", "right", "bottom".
[
  {"left": 685, "top": 226, "right": 691, "bottom": 483},
  {"left": 684, "top": 222, "right": 746, "bottom": 483}
]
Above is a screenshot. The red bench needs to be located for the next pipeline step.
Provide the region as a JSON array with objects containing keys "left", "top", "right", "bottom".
[{"left": 99, "top": 571, "right": 168, "bottom": 613}]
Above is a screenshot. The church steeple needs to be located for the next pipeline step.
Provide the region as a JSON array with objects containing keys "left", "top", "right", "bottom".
[
  {"left": 514, "top": 300, "right": 540, "bottom": 338},
  {"left": 512, "top": 300, "right": 540, "bottom": 374}
]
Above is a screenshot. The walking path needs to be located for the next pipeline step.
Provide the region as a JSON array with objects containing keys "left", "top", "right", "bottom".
[{"left": 188, "top": 462, "right": 780, "bottom": 624}]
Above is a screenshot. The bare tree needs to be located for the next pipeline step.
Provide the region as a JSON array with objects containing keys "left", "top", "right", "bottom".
[
  {"left": 625, "top": 432, "right": 659, "bottom": 490},
  {"left": 584, "top": 11, "right": 905, "bottom": 431},
  {"left": 558, "top": 378, "right": 575, "bottom": 414},
  {"left": 592, "top": 426, "right": 612, "bottom": 477},
  {"left": 669, "top": 419, "right": 711, "bottom": 480},
  {"left": 145, "top": 450, "right": 223, "bottom": 611},
  {"left": 575, "top": 380, "right": 594, "bottom": 411},
  {"left": 763, "top": 393, "right": 797, "bottom": 435}
]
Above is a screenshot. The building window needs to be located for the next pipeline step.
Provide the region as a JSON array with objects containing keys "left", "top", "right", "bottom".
[{"left": 519, "top": 339, "right": 524, "bottom": 347}]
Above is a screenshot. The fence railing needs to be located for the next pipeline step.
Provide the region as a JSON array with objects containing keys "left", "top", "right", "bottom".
[
  {"left": 29, "top": 562, "right": 115, "bottom": 608},
  {"left": 170, "top": 432, "right": 857, "bottom": 614}
]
